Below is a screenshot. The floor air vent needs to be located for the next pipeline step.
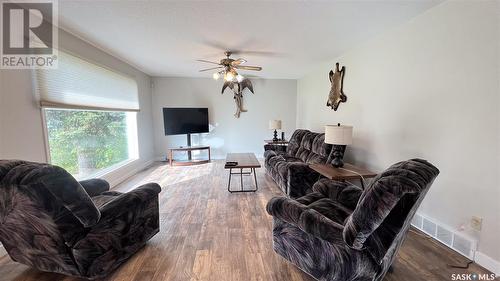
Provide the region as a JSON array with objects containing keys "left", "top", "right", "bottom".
[
  {"left": 436, "top": 225, "right": 453, "bottom": 247},
  {"left": 412, "top": 213, "right": 423, "bottom": 229},
  {"left": 422, "top": 217, "right": 437, "bottom": 236},
  {"left": 411, "top": 213, "right": 477, "bottom": 260}
]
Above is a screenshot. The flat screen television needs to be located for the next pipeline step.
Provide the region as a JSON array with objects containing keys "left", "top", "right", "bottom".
[{"left": 163, "top": 107, "right": 209, "bottom": 135}]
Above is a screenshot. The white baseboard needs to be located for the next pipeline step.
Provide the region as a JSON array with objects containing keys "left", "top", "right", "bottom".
[
  {"left": 412, "top": 212, "right": 499, "bottom": 275},
  {"left": 155, "top": 155, "right": 226, "bottom": 162},
  {"left": 155, "top": 153, "right": 264, "bottom": 162},
  {"left": 475, "top": 251, "right": 500, "bottom": 275}
]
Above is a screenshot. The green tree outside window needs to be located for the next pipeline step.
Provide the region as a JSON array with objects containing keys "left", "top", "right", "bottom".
[{"left": 45, "top": 109, "right": 129, "bottom": 178}]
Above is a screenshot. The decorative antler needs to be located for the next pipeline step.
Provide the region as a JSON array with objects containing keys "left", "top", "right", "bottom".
[
  {"left": 239, "top": 78, "right": 254, "bottom": 94},
  {"left": 221, "top": 79, "right": 254, "bottom": 118},
  {"left": 221, "top": 81, "right": 235, "bottom": 94}
]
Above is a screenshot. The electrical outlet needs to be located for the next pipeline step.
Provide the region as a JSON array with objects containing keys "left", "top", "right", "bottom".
[{"left": 471, "top": 216, "right": 482, "bottom": 231}]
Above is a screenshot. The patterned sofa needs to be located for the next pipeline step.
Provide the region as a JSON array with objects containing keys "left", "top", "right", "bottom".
[
  {"left": 0, "top": 160, "right": 161, "bottom": 280},
  {"left": 266, "top": 159, "right": 439, "bottom": 281},
  {"left": 264, "top": 129, "right": 333, "bottom": 198}
]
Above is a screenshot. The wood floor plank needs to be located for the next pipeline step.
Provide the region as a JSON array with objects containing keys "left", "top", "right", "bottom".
[{"left": 0, "top": 160, "right": 495, "bottom": 281}]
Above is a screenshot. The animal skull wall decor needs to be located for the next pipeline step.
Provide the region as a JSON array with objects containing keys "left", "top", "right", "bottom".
[
  {"left": 221, "top": 78, "right": 254, "bottom": 118},
  {"left": 327, "top": 62, "right": 347, "bottom": 111}
]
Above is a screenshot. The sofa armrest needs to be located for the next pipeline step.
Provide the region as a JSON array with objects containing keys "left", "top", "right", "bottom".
[
  {"left": 266, "top": 196, "right": 307, "bottom": 225},
  {"left": 98, "top": 183, "right": 161, "bottom": 216},
  {"left": 287, "top": 163, "right": 319, "bottom": 198},
  {"left": 264, "top": 149, "right": 278, "bottom": 159},
  {"left": 72, "top": 183, "right": 161, "bottom": 276},
  {"left": 79, "top": 179, "right": 110, "bottom": 197},
  {"left": 267, "top": 196, "right": 345, "bottom": 244},
  {"left": 298, "top": 209, "right": 345, "bottom": 244}
]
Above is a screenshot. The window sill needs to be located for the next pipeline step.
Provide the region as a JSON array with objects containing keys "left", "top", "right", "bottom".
[
  {"left": 91, "top": 158, "right": 154, "bottom": 188},
  {"left": 78, "top": 158, "right": 138, "bottom": 181}
]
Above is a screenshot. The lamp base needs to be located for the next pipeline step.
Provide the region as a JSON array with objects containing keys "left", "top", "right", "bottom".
[
  {"left": 331, "top": 145, "right": 346, "bottom": 168},
  {"left": 273, "top": 129, "right": 278, "bottom": 142}
]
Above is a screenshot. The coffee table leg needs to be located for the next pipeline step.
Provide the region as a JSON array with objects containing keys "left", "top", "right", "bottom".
[
  {"left": 253, "top": 168, "right": 258, "bottom": 191},
  {"left": 228, "top": 168, "right": 232, "bottom": 192},
  {"left": 227, "top": 168, "right": 258, "bottom": 193}
]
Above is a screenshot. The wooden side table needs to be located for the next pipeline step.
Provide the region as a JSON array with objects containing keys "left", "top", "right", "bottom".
[
  {"left": 264, "top": 140, "right": 289, "bottom": 145},
  {"left": 309, "top": 163, "right": 377, "bottom": 189},
  {"left": 264, "top": 140, "right": 289, "bottom": 153}
]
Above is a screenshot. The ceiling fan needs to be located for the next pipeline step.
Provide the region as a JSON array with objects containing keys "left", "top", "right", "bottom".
[{"left": 197, "top": 51, "right": 262, "bottom": 82}]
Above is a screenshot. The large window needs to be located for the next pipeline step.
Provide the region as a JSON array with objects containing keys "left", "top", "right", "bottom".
[
  {"left": 36, "top": 51, "right": 140, "bottom": 179},
  {"left": 44, "top": 109, "right": 138, "bottom": 179}
]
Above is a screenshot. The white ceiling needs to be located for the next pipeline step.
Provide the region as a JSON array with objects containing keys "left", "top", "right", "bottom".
[{"left": 59, "top": 0, "right": 442, "bottom": 79}]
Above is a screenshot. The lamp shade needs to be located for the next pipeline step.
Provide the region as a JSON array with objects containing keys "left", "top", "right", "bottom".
[
  {"left": 269, "top": 120, "right": 282, "bottom": 130},
  {"left": 325, "top": 124, "right": 353, "bottom": 145}
]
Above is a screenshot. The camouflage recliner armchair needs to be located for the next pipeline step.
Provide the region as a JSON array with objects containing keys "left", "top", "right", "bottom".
[
  {"left": 0, "top": 160, "right": 161, "bottom": 280},
  {"left": 267, "top": 159, "right": 439, "bottom": 281}
]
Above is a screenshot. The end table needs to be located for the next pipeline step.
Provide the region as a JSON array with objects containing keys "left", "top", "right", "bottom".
[
  {"left": 309, "top": 163, "right": 377, "bottom": 189},
  {"left": 264, "top": 140, "right": 289, "bottom": 153}
]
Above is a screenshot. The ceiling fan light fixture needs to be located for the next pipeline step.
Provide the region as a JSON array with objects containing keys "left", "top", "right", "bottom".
[
  {"left": 225, "top": 71, "right": 235, "bottom": 81},
  {"left": 198, "top": 52, "right": 262, "bottom": 82}
]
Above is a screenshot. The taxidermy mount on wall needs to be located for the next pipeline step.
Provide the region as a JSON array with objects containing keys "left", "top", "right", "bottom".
[
  {"left": 221, "top": 78, "right": 254, "bottom": 118},
  {"left": 327, "top": 62, "right": 347, "bottom": 111}
]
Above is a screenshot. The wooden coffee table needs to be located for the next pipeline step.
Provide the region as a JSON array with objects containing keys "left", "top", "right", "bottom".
[{"left": 224, "top": 153, "right": 261, "bottom": 193}]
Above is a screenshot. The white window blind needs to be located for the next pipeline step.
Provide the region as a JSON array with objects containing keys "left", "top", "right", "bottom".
[{"left": 35, "top": 51, "right": 140, "bottom": 111}]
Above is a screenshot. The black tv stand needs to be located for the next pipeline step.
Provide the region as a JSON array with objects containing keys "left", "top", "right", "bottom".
[
  {"left": 167, "top": 145, "right": 211, "bottom": 166},
  {"left": 186, "top": 133, "right": 192, "bottom": 160}
]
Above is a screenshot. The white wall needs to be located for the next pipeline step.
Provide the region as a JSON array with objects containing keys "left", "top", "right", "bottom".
[
  {"left": 0, "top": 71, "right": 6, "bottom": 159},
  {"left": 0, "top": 68, "right": 47, "bottom": 162},
  {"left": 297, "top": 0, "right": 500, "bottom": 266},
  {"left": 152, "top": 77, "right": 296, "bottom": 160},
  {"left": 0, "top": 29, "right": 155, "bottom": 186}
]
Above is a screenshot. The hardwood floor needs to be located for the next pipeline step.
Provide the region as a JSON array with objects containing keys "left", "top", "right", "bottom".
[{"left": 0, "top": 160, "right": 494, "bottom": 281}]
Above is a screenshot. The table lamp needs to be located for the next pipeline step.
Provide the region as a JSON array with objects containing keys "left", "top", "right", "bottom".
[
  {"left": 325, "top": 123, "right": 353, "bottom": 167},
  {"left": 269, "top": 120, "right": 282, "bottom": 142}
]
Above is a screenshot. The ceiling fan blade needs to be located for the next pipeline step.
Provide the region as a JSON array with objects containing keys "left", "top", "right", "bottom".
[
  {"left": 234, "top": 65, "right": 262, "bottom": 71},
  {"left": 243, "top": 74, "right": 261, "bottom": 79},
  {"left": 197, "top": 59, "right": 221, "bottom": 65},
  {"left": 231, "top": 58, "right": 247, "bottom": 66},
  {"left": 199, "top": 66, "right": 223, "bottom": 72}
]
